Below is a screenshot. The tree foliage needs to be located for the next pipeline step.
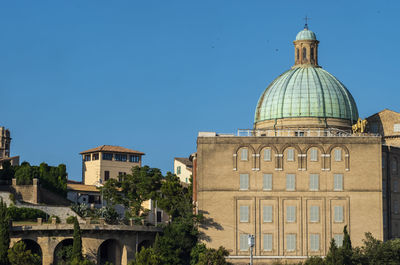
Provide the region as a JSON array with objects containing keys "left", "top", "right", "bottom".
[
  {"left": 7, "top": 241, "right": 40, "bottom": 265},
  {"left": 0, "top": 199, "right": 10, "bottom": 265},
  {"left": 129, "top": 247, "right": 162, "bottom": 265},
  {"left": 0, "top": 161, "right": 15, "bottom": 184},
  {"left": 72, "top": 218, "right": 83, "bottom": 261},
  {"left": 195, "top": 245, "right": 231, "bottom": 265}
]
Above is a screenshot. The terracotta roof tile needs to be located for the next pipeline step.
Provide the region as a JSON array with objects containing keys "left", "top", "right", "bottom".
[
  {"left": 80, "top": 145, "right": 145, "bottom": 155},
  {"left": 174, "top": 157, "right": 193, "bottom": 168}
]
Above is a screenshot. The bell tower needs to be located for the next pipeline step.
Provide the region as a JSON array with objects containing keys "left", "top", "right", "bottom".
[{"left": 293, "top": 23, "right": 319, "bottom": 67}]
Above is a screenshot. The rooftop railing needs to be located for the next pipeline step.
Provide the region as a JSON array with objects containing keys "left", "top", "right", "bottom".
[{"left": 237, "top": 128, "right": 380, "bottom": 137}]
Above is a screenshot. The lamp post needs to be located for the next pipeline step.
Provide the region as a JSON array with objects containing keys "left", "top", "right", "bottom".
[{"left": 248, "top": 234, "right": 255, "bottom": 265}]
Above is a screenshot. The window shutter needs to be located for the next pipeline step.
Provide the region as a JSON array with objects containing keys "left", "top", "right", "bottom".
[
  {"left": 310, "top": 206, "right": 319, "bottom": 222},
  {"left": 334, "top": 174, "right": 343, "bottom": 191},
  {"left": 334, "top": 206, "right": 343, "bottom": 222},
  {"left": 263, "top": 174, "right": 272, "bottom": 190},
  {"left": 240, "top": 206, "right": 249, "bottom": 222},
  {"left": 241, "top": 149, "right": 248, "bottom": 161},
  {"left": 264, "top": 149, "right": 271, "bottom": 161},
  {"left": 263, "top": 234, "right": 273, "bottom": 251},
  {"left": 240, "top": 174, "right": 249, "bottom": 190},
  {"left": 310, "top": 148, "right": 318, "bottom": 161},
  {"left": 287, "top": 206, "right": 296, "bottom": 222},
  {"left": 335, "top": 149, "right": 342, "bottom": 161},
  {"left": 310, "top": 174, "right": 319, "bottom": 191},
  {"left": 310, "top": 234, "right": 319, "bottom": 251},
  {"left": 286, "top": 234, "right": 296, "bottom": 251},
  {"left": 334, "top": 234, "right": 343, "bottom": 247},
  {"left": 263, "top": 206, "right": 273, "bottom": 222},
  {"left": 286, "top": 174, "right": 295, "bottom": 190},
  {"left": 287, "top": 149, "right": 294, "bottom": 161},
  {"left": 240, "top": 234, "right": 249, "bottom": 250}
]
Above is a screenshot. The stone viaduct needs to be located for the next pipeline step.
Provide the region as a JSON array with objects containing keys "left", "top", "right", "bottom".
[{"left": 10, "top": 222, "right": 161, "bottom": 265}]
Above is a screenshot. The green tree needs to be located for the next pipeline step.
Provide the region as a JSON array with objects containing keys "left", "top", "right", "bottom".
[
  {"left": 7, "top": 241, "right": 40, "bottom": 265},
  {"left": 72, "top": 218, "right": 83, "bottom": 261},
  {"left": 129, "top": 247, "right": 162, "bottom": 265},
  {"left": 342, "top": 225, "right": 353, "bottom": 265},
  {"left": 0, "top": 161, "right": 15, "bottom": 184},
  {"left": 0, "top": 199, "right": 10, "bottom": 265},
  {"left": 325, "top": 238, "right": 340, "bottom": 265},
  {"left": 196, "top": 246, "right": 231, "bottom": 265}
]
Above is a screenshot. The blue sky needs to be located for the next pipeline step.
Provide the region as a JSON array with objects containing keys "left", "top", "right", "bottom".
[{"left": 1, "top": 1, "right": 399, "bottom": 181}]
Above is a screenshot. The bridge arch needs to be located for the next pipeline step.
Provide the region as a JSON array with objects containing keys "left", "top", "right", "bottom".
[
  {"left": 98, "top": 238, "right": 122, "bottom": 265},
  {"left": 53, "top": 238, "right": 73, "bottom": 265},
  {"left": 13, "top": 239, "right": 42, "bottom": 264}
]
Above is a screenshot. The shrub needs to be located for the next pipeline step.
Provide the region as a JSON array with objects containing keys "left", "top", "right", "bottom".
[
  {"left": 67, "top": 216, "right": 77, "bottom": 224},
  {"left": 8, "top": 194, "right": 15, "bottom": 204},
  {"left": 7, "top": 206, "right": 47, "bottom": 222},
  {"left": 49, "top": 215, "right": 61, "bottom": 224}
]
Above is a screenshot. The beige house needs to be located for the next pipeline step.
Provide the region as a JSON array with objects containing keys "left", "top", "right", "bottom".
[
  {"left": 0, "top": 126, "right": 19, "bottom": 170},
  {"left": 193, "top": 25, "right": 400, "bottom": 264},
  {"left": 80, "top": 145, "right": 144, "bottom": 186},
  {"left": 174, "top": 157, "right": 193, "bottom": 183}
]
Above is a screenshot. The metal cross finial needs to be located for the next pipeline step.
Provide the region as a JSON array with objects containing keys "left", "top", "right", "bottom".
[{"left": 304, "top": 15, "right": 311, "bottom": 29}]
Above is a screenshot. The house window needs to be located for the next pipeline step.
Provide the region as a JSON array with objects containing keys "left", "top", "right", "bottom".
[
  {"left": 118, "top": 172, "right": 126, "bottom": 182},
  {"left": 286, "top": 174, "right": 295, "bottom": 191},
  {"left": 392, "top": 159, "right": 398, "bottom": 173},
  {"left": 394, "top": 180, "right": 398, "bottom": 193},
  {"left": 84, "top": 155, "right": 91, "bottom": 161},
  {"left": 157, "top": 211, "right": 162, "bottom": 223},
  {"left": 104, "top": 171, "right": 110, "bottom": 181},
  {"left": 286, "top": 206, "right": 296, "bottom": 223},
  {"left": 334, "top": 174, "right": 343, "bottom": 191},
  {"left": 287, "top": 149, "right": 294, "bottom": 161},
  {"left": 310, "top": 234, "right": 319, "bottom": 251},
  {"left": 394, "top": 124, "right": 400, "bottom": 132},
  {"left": 296, "top": 48, "right": 299, "bottom": 60},
  {"left": 115, "top": 154, "right": 127, "bottom": 162},
  {"left": 240, "top": 174, "right": 249, "bottom": 190},
  {"left": 129, "top": 155, "right": 140, "bottom": 163},
  {"left": 334, "top": 149, "right": 342, "bottom": 161},
  {"left": 240, "top": 206, "right": 249, "bottom": 222},
  {"left": 310, "top": 206, "right": 319, "bottom": 222},
  {"left": 264, "top": 149, "right": 271, "bottom": 161},
  {"left": 334, "top": 206, "right": 344, "bottom": 222},
  {"left": 185, "top": 178, "right": 188, "bottom": 183},
  {"left": 263, "top": 234, "right": 273, "bottom": 251},
  {"left": 92, "top": 153, "right": 99, "bottom": 160},
  {"left": 295, "top": 131, "right": 304, "bottom": 137},
  {"left": 103, "top": 153, "right": 113, "bottom": 160},
  {"left": 334, "top": 234, "right": 344, "bottom": 247},
  {"left": 177, "top": 166, "right": 181, "bottom": 175},
  {"left": 263, "top": 174, "right": 272, "bottom": 190},
  {"left": 310, "top": 47, "right": 315, "bottom": 61},
  {"left": 240, "top": 234, "right": 249, "bottom": 251},
  {"left": 310, "top": 148, "right": 318, "bottom": 161},
  {"left": 309, "top": 174, "right": 319, "bottom": 191},
  {"left": 395, "top": 201, "right": 399, "bottom": 214},
  {"left": 241, "top": 148, "right": 248, "bottom": 161},
  {"left": 286, "top": 234, "right": 296, "bottom": 251},
  {"left": 263, "top": 206, "right": 273, "bottom": 223}
]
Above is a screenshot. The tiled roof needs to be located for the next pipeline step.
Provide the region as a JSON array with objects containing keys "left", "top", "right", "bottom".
[
  {"left": 174, "top": 157, "right": 193, "bottom": 168},
  {"left": 67, "top": 183, "right": 100, "bottom": 192},
  {"left": 80, "top": 145, "right": 145, "bottom": 155}
]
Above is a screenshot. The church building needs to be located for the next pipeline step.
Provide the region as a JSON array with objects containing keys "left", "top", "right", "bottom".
[{"left": 193, "top": 25, "right": 400, "bottom": 264}]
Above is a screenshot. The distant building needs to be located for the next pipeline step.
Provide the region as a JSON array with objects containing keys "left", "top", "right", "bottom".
[
  {"left": 80, "top": 145, "right": 144, "bottom": 185},
  {"left": 174, "top": 157, "right": 193, "bottom": 183},
  {"left": 367, "top": 109, "right": 400, "bottom": 147},
  {"left": 0, "top": 126, "right": 19, "bottom": 169}
]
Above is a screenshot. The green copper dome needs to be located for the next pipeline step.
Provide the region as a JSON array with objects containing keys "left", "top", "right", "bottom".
[
  {"left": 254, "top": 67, "right": 359, "bottom": 124},
  {"left": 295, "top": 28, "right": 316, "bottom": 40}
]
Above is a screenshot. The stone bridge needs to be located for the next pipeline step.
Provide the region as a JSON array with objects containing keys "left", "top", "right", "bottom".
[{"left": 10, "top": 223, "right": 162, "bottom": 265}]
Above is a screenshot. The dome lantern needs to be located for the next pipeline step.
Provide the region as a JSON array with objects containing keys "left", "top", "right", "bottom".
[{"left": 293, "top": 25, "right": 319, "bottom": 66}]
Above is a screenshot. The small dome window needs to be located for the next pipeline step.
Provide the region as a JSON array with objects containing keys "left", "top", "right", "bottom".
[
  {"left": 302, "top": 47, "right": 307, "bottom": 60},
  {"left": 311, "top": 47, "right": 314, "bottom": 61},
  {"left": 296, "top": 48, "right": 299, "bottom": 60}
]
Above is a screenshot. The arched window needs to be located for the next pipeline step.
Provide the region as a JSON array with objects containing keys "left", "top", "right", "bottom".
[
  {"left": 296, "top": 48, "right": 299, "bottom": 60},
  {"left": 302, "top": 47, "right": 307, "bottom": 60},
  {"left": 310, "top": 47, "right": 314, "bottom": 61}
]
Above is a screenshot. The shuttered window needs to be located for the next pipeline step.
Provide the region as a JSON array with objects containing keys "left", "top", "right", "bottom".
[
  {"left": 240, "top": 206, "right": 249, "bottom": 222},
  {"left": 334, "top": 174, "right": 343, "bottom": 191},
  {"left": 286, "top": 174, "right": 295, "bottom": 191},
  {"left": 334, "top": 149, "right": 342, "bottom": 161},
  {"left": 241, "top": 148, "right": 248, "bottom": 161},
  {"left": 286, "top": 234, "right": 296, "bottom": 251},
  {"left": 263, "top": 234, "right": 273, "bottom": 251},
  {"left": 394, "top": 180, "right": 398, "bottom": 193},
  {"left": 334, "top": 234, "right": 343, "bottom": 247},
  {"left": 240, "top": 234, "right": 249, "bottom": 251},
  {"left": 309, "top": 174, "right": 319, "bottom": 191},
  {"left": 263, "top": 206, "right": 273, "bottom": 223},
  {"left": 239, "top": 174, "right": 249, "bottom": 190},
  {"left": 334, "top": 206, "right": 344, "bottom": 222},
  {"left": 263, "top": 174, "right": 272, "bottom": 190},
  {"left": 310, "top": 234, "right": 320, "bottom": 251},
  {"left": 310, "top": 206, "right": 319, "bottom": 222},
  {"left": 286, "top": 206, "right": 296, "bottom": 222},
  {"left": 287, "top": 149, "right": 294, "bottom": 161},
  {"left": 264, "top": 149, "right": 271, "bottom": 161},
  {"left": 310, "top": 148, "right": 318, "bottom": 161}
]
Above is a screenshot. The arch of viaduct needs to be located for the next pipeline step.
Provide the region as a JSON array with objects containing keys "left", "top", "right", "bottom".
[{"left": 10, "top": 223, "right": 161, "bottom": 265}]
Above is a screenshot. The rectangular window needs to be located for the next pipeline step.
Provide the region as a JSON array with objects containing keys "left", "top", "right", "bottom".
[
  {"left": 177, "top": 166, "right": 181, "bottom": 175},
  {"left": 310, "top": 206, "right": 319, "bottom": 222},
  {"left": 239, "top": 174, "right": 249, "bottom": 190},
  {"left": 263, "top": 234, "right": 273, "bottom": 251},
  {"left": 286, "top": 234, "right": 296, "bottom": 251},
  {"left": 286, "top": 174, "right": 295, "bottom": 191},
  {"left": 118, "top": 172, "right": 126, "bottom": 182},
  {"left": 241, "top": 148, "right": 248, "bottom": 161},
  {"left": 310, "top": 148, "right": 318, "bottom": 161},
  {"left": 263, "top": 174, "right": 272, "bottom": 190},
  {"left": 395, "top": 201, "right": 399, "bottom": 214},
  {"left": 84, "top": 155, "right": 91, "bottom": 161},
  {"left": 129, "top": 155, "right": 140, "bottom": 163},
  {"left": 103, "top": 153, "right": 113, "bottom": 160},
  {"left": 92, "top": 153, "right": 99, "bottom": 160},
  {"left": 309, "top": 174, "right": 319, "bottom": 191},
  {"left": 240, "top": 234, "right": 249, "bottom": 251},
  {"left": 310, "top": 234, "right": 320, "bottom": 251},
  {"left": 394, "top": 124, "right": 400, "bottom": 132},
  {"left": 240, "top": 206, "right": 249, "bottom": 222},
  {"left": 395, "top": 180, "right": 398, "bottom": 192},
  {"left": 264, "top": 149, "right": 271, "bottom": 161},
  {"left": 334, "top": 149, "right": 342, "bottom": 161},
  {"left": 334, "top": 234, "right": 343, "bottom": 247},
  {"left": 334, "top": 174, "right": 343, "bottom": 191},
  {"left": 263, "top": 206, "right": 273, "bottom": 223},
  {"left": 286, "top": 206, "right": 296, "bottom": 223},
  {"left": 334, "top": 206, "right": 344, "bottom": 222},
  {"left": 115, "top": 154, "right": 127, "bottom": 162},
  {"left": 104, "top": 171, "right": 110, "bottom": 181},
  {"left": 392, "top": 160, "right": 398, "bottom": 173},
  {"left": 287, "top": 149, "right": 294, "bottom": 161}
]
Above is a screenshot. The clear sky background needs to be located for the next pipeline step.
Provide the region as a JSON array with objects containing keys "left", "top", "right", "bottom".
[{"left": 1, "top": 1, "right": 399, "bottom": 181}]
